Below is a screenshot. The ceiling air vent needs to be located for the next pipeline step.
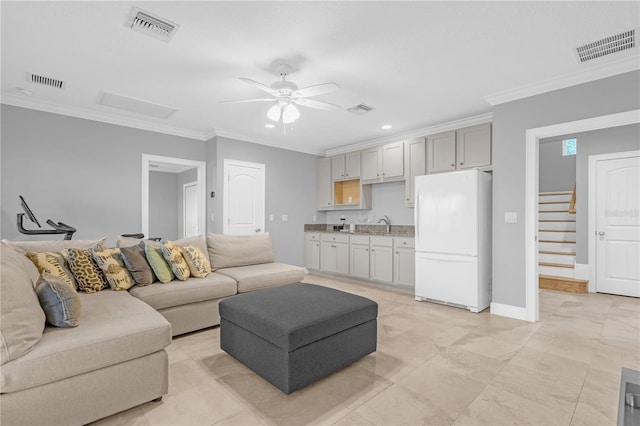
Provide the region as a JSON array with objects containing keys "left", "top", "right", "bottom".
[
  {"left": 346, "top": 104, "right": 376, "bottom": 115},
  {"left": 28, "top": 73, "right": 64, "bottom": 89},
  {"left": 574, "top": 28, "right": 637, "bottom": 63},
  {"left": 128, "top": 8, "right": 178, "bottom": 42}
]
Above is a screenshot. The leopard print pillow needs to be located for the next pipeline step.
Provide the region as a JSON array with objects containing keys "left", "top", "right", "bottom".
[
  {"left": 160, "top": 241, "right": 190, "bottom": 281},
  {"left": 181, "top": 245, "right": 211, "bottom": 278},
  {"left": 66, "top": 248, "right": 109, "bottom": 293}
]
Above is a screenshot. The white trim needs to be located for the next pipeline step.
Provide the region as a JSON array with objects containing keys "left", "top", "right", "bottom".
[
  {"left": 485, "top": 55, "right": 640, "bottom": 106},
  {"left": 142, "top": 154, "right": 206, "bottom": 239},
  {"left": 222, "top": 159, "right": 266, "bottom": 235},
  {"left": 490, "top": 302, "right": 528, "bottom": 321},
  {"left": 2, "top": 94, "right": 205, "bottom": 141},
  {"left": 215, "top": 129, "right": 325, "bottom": 156},
  {"left": 587, "top": 149, "right": 640, "bottom": 294},
  {"left": 324, "top": 112, "right": 493, "bottom": 156},
  {"left": 525, "top": 109, "right": 640, "bottom": 322},
  {"left": 574, "top": 263, "right": 590, "bottom": 283}
]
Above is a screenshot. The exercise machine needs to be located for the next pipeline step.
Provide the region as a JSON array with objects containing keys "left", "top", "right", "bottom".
[{"left": 17, "top": 195, "right": 76, "bottom": 240}]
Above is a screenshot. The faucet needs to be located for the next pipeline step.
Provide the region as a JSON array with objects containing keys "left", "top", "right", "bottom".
[{"left": 377, "top": 215, "right": 391, "bottom": 233}]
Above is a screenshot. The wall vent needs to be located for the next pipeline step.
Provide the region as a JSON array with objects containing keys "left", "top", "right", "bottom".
[
  {"left": 574, "top": 28, "right": 637, "bottom": 63},
  {"left": 129, "top": 8, "right": 178, "bottom": 42},
  {"left": 346, "top": 104, "right": 376, "bottom": 114},
  {"left": 28, "top": 73, "right": 64, "bottom": 89}
]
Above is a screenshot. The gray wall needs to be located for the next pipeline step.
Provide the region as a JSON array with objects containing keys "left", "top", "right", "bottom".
[
  {"left": 149, "top": 171, "right": 179, "bottom": 241},
  {"left": 325, "top": 180, "right": 414, "bottom": 225},
  {"left": 539, "top": 139, "right": 576, "bottom": 192},
  {"left": 1, "top": 105, "right": 206, "bottom": 245},
  {"left": 546, "top": 124, "right": 639, "bottom": 264},
  {"left": 209, "top": 136, "right": 324, "bottom": 266},
  {"left": 177, "top": 167, "right": 198, "bottom": 238},
  {"left": 492, "top": 70, "right": 640, "bottom": 308}
]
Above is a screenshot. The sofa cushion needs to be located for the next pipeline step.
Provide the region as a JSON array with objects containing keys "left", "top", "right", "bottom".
[
  {"left": 161, "top": 241, "right": 190, "bottom": 281},
  {"left": 35, "top": 273, "right": 81, "bottom": 328},
  {"left": 26, "top": 251, "right": 77, "bottom": 289},
  {"left": 0, "top": 290, "right": 171, "bottom": 393},
  {"left": 0, "top": 243, "right": 46, "bottom": 366},
  {"left": 207, "top": 233, "right": 274, "bottom": 270},
  {"left": 215, "top": 263, "right": 304, "bottom": 293},
  {"left": 92, "top": 247, "right": 135, "bottom": 291},
  {"left": 120, "top": 242, "right": 156, "bottom": 285},
  {"left": 128, "top": 273, "right": 237, "bottom": 310},
  {"left": 174, "top": 235, "right": 208, "bottom": 256},
  {"left": 1, "top": 237, "right": 106, "bottom": 254},
  {"left": 144, "top": 244, "right": 174, "bottom": 283},
  {"left": 182, "top": 245, "right": 211, "bottom": 278},
  {"left": 66, "top": 248, "right": 109, "bottom": 293}
]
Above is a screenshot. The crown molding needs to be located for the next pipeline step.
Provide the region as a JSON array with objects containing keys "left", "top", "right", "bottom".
[
  {"left": 324, "top": 112, "right": 494, "bottom": 157},
  {"left": 1, "top": 94, "right": 207, "bottom": 141},
  {"left": 484, "top": 54, "right": 640, "bottom": 106},
  {"left": 214, "top": 129, "right": 325, "bottom": 156},
  {"left": 202, "top": 128, "right": 217, "bottom": 141}
]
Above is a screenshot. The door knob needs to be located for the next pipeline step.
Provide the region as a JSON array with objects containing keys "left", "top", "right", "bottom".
[{"left": 598, "top": 231, "right": 605, "bottom": 236}]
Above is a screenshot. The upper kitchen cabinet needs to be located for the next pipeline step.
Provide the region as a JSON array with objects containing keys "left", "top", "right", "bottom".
[
  {"left": 331, "top": 152, "right": 360, "bottom": 181},
  {"left": 426, "top": 123, "right": 492, "bottom": 174},
  {"left": 404, "top": 137, "right": 426, "bottom": 207},
  {"left": 316, "top": 157, "right": 332, "bottom": 210},
  {"left": 361, "top": 141, "right": 405, "bottom": 184}
]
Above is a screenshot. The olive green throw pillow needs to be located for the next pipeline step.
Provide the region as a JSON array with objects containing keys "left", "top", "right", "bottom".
[
  {"left": 66, "top": 248, "right": 109, "bottom": 293},
  {"left": 161, "top": 241, "right": 191, "bottom": 281},
  {"left": 36, "top": 273, "right": 81, "bottom": 328},
  {"left": 144, "top": 244, "right": 174, "bottom": 283},
  {"left": 182, "top": 245, "right": 211, "bottom": 278},
  {"left": 92, "top": 247, "right": 134, "bottom": 291}
]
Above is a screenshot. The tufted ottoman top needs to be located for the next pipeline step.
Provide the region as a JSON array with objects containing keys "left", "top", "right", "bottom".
[{"left": 219, "top": 283, "right": 378, "bottom": 352}]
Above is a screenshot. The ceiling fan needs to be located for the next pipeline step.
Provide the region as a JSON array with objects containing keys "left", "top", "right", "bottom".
[{"left": 222, "top": 64, "right": 341, "bottom": 124}]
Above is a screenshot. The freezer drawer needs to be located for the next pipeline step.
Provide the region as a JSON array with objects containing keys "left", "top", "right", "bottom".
[{"left": 415, "top": 252, "right": 485, "bottom": 312}]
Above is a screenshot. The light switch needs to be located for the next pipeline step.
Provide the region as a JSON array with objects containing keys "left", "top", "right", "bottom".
[
  {"left": 269, "top": 214, "right": 274, "bottom": 222},
  {"left": 210, "top": 213, "right": 214, "bottom": 222},
  {"left": 504, "top": 212, "right": 518, "bottom": 223},
  {"left": 312, "top": 215, "right": 317, "bottom": 222},
  {"left": 282, "top": 214, "right": 288, "bottom": 222}
]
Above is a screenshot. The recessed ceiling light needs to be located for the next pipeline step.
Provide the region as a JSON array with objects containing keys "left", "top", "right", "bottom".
[
  {"left": 265, "top": 124, "right": 275, "bottom": 129},
  {"left": 16, "top": 87, "right": 32, "bottom": 95},
  {"left": 381, "top": 124, "right": 392, "bottom": 130}
]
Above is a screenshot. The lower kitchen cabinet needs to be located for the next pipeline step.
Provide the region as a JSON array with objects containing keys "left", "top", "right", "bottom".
[
  {"left": 370, "top": 237, "right": 393, "bottom": 283},
  {"left": 349, "top": 235, "right": 370, "bottom": 279},
  {"left": 320, "top": 233, "right": 349, "bottom": 275},
  {"left": 304, "top": 233, "right": 321, "bottom": 270},
  {"left": 393, "top": 237, "right": 415, "bottom": 287}
]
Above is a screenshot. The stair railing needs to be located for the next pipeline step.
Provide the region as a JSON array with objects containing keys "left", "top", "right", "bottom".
[{"left": 568, "top": 184, "right": 576, "bottom": 214}]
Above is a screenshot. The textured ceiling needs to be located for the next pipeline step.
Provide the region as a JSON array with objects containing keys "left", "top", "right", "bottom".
[{"left": 1, "top": 1, "right": 638, "bottom": 155}]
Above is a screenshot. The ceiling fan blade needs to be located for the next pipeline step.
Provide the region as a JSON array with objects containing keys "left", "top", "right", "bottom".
[
  {"left": 293, "top": 98, "right": 342, "bottom": 112},
  {"left": 220, "top": 98, "right": 274, "bottom": 104},
  {"left": 238, "top": 77, "right": 280, "bottom": 97},
  {"left": 292, "top": 82, "right": 340, "bottom": 98}
]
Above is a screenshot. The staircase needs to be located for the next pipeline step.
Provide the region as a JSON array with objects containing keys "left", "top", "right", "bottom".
[{"left": 538, "top": 187, "right": 588, "bottom": 293}]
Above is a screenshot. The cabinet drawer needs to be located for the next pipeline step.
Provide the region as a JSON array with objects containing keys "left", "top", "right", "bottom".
[
  {"left": 305, "top": 232, "right": 320, "bottom": 242},
  {"left": 370, "top": 236, "right": 393, "bottom": 247},
  {"left": 394, "top": 237, "right": 415, "bottom": 249},
  {"left": 321, "top": 233, "right": 350, "bottom": 244},
  {"left": 350, "top": 235, "right": 370, "bottom": 245}
]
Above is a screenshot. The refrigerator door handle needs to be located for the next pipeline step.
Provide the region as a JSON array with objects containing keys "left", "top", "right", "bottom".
[{"left": 415, "top": 194, "right": 419, "bottom": 244}]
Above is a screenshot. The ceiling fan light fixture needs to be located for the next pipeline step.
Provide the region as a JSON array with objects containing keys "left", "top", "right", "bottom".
[
  {"left": 282, "top": 103, "right": 300, "bottom": 124},
  {"left": 267, "top": 104, "right": 281, "bottom": 122}
]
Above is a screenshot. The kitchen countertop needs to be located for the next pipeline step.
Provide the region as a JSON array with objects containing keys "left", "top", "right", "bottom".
[{"left": 304, "top": 224, "right": 414, "bottom": 237}]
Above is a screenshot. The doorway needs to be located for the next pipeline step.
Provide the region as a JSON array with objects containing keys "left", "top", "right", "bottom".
[
  {"left": 589, "top": 150, "right": 640, "bottom": 297},
  {"left": 141, "top": 154, "right": 206, "bottom": 239},
  {"left": 524, "top": 109, "right": 640, "bottom": 322},
  {"left": 183, "top": 182, "right": 199, "bottom": 238},
  {"left": 222, "top": 159, "right": 265, "bottom": 235}
]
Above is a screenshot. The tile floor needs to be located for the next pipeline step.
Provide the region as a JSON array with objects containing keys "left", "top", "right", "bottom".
[{"left": 93, "top": 273, "right": 640, "bottom": 426}]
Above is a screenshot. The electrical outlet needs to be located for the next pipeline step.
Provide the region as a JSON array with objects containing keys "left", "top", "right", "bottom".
[
  {"left": 367, "top": 215, "right": 372, "bottom": 223},
  {"left": 269, "top": 214, "right": 274, "bottom": 222},
  {"left": 282, "top": 214, "right": 288, "bottom": 222},
  {"left": 312, "top": 215, "right": 317, "bottom": 222},
  {"left": 504, "top": 212, "right": 518, "bottom": 223}
]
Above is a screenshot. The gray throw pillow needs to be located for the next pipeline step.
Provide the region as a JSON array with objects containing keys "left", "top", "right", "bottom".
[
  {"left": 120, "top": 242, "right": 156, "bottom": 285},
  {"left": 36, "top": 273, "right": 81, "bottom": 328}
]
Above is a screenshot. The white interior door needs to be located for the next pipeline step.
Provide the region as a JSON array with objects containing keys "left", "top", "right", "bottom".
[
  {"left": 596, "top": 154, "right": 640, "bottom": 296},
  {"left": 183, "top": 182, "right": 198, "bottom": 238},
  {"left": 223, "top": 159, "right": 265, "bottom": 235}
]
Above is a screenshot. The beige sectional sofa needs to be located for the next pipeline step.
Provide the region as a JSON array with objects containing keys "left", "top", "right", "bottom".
[{"left": 0, "top": 233, "right": 304, "bottom": 425}]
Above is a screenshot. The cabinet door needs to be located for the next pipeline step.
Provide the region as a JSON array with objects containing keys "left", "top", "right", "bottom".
[
  {"left": 305, "top": 241, "right": 321, "bottom": 270},
  {"left": 316, "top": 157, "right": 332, "bottom": 209},
  {"left": 426, "top": 131, "right": 456, "bottom": 174},
  {"left": 404, "top": 138, "right": 426, "bottom": 207},
  {"left": 336, "top": 243, "right": 350, "bottom": 275},
  {"left": 331, "top": 155, "right": 345, "bottom": 181},
  {"left": 350, "top": 244, "right": 370, "bottom": 279},
  {"left": 394, "top": 247, "right": 415, "bottom": 286},
  {"left": 382, "top": 142, "right": 404, "bottom": 180},
  {"left": 456, "top": 123, "right": 492, "bottom": 170},
  {"left": 345, "top": 152, "right": 361, "bottom": 179},
  {"left": 370, "top": 245, "right": 393, "bottom": 283},
  {"left": 320, "top": 242, "right": 336, "bottom": 273},
  {"left": 361, "top": 147, "right": 381, "bottom": 182}
]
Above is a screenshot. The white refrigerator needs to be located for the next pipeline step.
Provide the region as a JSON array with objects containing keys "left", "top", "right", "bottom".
[{"left": 414, "top": 170, "right": 492, "bottom": 313}]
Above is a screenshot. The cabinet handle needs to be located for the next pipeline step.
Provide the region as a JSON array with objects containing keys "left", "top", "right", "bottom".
[
  {"left": 403, "top": 241, "right": 407, "bottom": 245},
  {"left": 396, "top": 251, "right": 399, "bottom": 254},
  {"left": 460, "top": 162, "right": 464, "bottom": 165},
  {"left": 377, "top": 174, "right": 379, "bottom": 177},
  {"left": 366, "top": 249, "right": 369, "bottom": 251},
  {"left": 451, "top": 163, "right": 455, "bottom": 167},
  {"left": 371, "top": 249, "right": 375, "bottom": 252}
]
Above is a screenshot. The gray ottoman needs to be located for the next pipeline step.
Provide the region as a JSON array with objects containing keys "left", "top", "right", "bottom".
[{"left": 219, "top": 283, "right": 378, "bottom": 394}]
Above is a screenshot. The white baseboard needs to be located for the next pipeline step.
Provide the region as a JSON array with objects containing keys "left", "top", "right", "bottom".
[
  {"left": 574, "top": 263, "right": 590, "bottom": 280},
  {"left": 490, "top": 302, "right": 529, "bottom": 321}
]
